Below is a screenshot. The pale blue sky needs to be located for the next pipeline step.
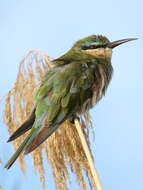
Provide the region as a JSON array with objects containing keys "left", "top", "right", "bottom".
[{"left": 0, "top": 0, "right": 142, "bottom": 189}]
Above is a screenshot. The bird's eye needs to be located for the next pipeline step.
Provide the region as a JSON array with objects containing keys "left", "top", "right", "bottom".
[
  {"left": 81, "top": 45, "right": 97, "bottom": 50},
  {"left": 89, "top": 45, "right": 97, "bottom": 49}
]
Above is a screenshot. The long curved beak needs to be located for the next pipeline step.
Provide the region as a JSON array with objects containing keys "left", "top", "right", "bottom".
[{"left": 108, "top": 38, "right": 138, "bottom": 48}]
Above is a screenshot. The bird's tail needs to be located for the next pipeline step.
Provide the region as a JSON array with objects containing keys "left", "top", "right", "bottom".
[
  {"left": 4, "top": 113, "right": 60, "bottom": 169},
  {"left": 4, "top": 135, "right": 31, "bottom": 169},
  {"left": 4, "top": 125, "right": 40, "bottom": 169}
]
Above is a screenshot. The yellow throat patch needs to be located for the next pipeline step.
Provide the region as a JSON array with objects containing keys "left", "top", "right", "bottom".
[{"left": 83, "top": 47, "right": 112, "bottom": 59}]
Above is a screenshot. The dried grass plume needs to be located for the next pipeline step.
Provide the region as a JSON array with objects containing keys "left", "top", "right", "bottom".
[{"left": 4, "top": 50, "right": 96, "bottom": 190}]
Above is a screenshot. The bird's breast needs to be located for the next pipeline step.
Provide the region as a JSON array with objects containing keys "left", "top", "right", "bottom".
[
  {"left": 91, "top": 63, "right": 113, "bottom": 106},
  {"left": 79, "top": 62, "right": 113, "bottom": 114},
  {"left": 91, "top": 65, "right": 106, "bottom": 106}
]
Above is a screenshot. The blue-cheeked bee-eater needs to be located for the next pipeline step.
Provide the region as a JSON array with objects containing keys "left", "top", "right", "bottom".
[{"left": 4, "top": 35, "right": 137, "bottom": 169}]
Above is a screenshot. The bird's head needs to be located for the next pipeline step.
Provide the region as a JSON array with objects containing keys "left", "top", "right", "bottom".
[{"left": 67, "top": 35, "right": 137, "bottom": 61}]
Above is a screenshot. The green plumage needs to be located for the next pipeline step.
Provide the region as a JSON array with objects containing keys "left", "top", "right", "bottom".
[{"left": 5, "top": 35, "right": 136, "bottom": 169}]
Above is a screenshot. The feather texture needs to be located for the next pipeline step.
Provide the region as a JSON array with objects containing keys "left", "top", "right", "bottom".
[{"left": 5, "top": 35, "right": 113, "bottom": 169}]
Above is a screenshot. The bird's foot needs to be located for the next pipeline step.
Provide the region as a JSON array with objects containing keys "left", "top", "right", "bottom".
[{"left": 69, "top": 114, "right": 80, "bottom": 124}]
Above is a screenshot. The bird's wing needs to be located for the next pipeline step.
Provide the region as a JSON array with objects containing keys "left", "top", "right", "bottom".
[
  {"left": 6, "top": 70, "right": 56, "bottom": 143},
  {"left": 24, "top": 62, "right": 94, "bottom": 154}
]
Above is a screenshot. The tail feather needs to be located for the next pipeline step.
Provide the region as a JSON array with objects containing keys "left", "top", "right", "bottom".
[
  {"left": 5, "top": 127, "right": 40, "bottom": 169},
  {"left": 5, "top": 110, "right": 66, "bottom": 169},
  {"left": 7, "top": 109, "right": 35, "bottom": 142},
  {"left": 4, "top": 135, "right": 30, "bottom": 169}
]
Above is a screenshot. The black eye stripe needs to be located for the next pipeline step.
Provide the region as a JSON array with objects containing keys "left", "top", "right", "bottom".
[
  {"left": 90, "top": 45, "right": 97, "bottom": 49},
  {"left": 82, "top": 44, "right": 107, "bottom": 50}
]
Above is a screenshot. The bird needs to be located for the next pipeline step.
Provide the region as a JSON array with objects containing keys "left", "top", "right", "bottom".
[{"left": 4, "top": 35, "right": 137, "bottom": 169}]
